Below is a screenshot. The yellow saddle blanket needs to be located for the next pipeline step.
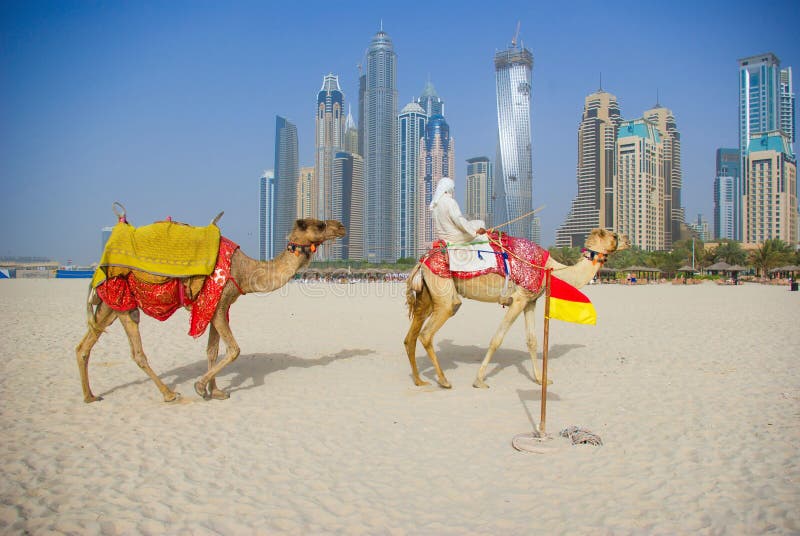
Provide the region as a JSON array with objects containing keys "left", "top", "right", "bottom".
[{"left": 92, "top": 220, "right": 221, "bottom": 288}]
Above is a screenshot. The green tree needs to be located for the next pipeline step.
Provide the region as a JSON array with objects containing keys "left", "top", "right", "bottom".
[
  {"left": 605, "top": 245, "right": 647, "bottom": 269},
  {"left": 548, "top": 246, "right": 581, "bottom": 265},
  {"left": 749, "top": 238, "right": 794, "bottom": 277},
  {"left": 714, "top": 240, "right": 747, "bottom": 265}
]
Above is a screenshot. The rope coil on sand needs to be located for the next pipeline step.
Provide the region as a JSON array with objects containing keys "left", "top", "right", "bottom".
[{"left": 559, "top": 426, "right": 603, "bottom": 446}]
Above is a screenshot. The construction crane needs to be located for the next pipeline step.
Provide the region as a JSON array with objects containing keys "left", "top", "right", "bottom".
[{"left": 511, "top": 21, "right": 521, "bottom": 47}]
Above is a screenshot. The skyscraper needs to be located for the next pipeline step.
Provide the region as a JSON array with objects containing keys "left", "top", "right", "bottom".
[
  {"left": 274, "top": 116, "right": 298, "bottom": 254},
  {"left": 465, "top": 156, "right": 493, "bottom": 226},
  {"left": 739, "top": 53, "right": 796, "bottom": 241},
  {"left": 397, "top": 102, "right": 427, "bottom": 259},
  {"left": 494, "top": 39, "right": 534, "bottom": 238},
  {"left": 780, "top": 67, "right": 795, "bottom": 148},
  {"left": 364, "top": 28, "right": 398, "bottom": 262},
  {"left": 556, "top": 89, "right": 621, "bottom": 247},
  {"left": 419, "top": 114, "right": 455, "bottom": 246},
  {"left": 333, "top": 151, "right": 365, "bottom": 259},
  {"left": 743, "top": 131, "right": 797, "bottom": 244},
  {"left": 315, "top": 74, "right": 346, "bottom": 260},
  {"left": 416, "top": 80, "right": 444, "bottom": 117},
  {"left": 644, "top": 103, "right": 683, "bottom": 248},
  {"left": 344, "top": 106, "right": 359, "bottom": 155},
  {"left": 259, "top": 169, "right": 276, "bottom": 261},
  {"left": 615, "top": 119, "right": 665, "bottom": 251},
  {"left": 297, "top": 166, "right": 314, "bottom": 219},
  {"left": 713, "top": 148, "right": 740, "bottom": 240}
]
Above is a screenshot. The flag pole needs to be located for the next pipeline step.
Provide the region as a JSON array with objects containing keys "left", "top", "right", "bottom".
[{"left": 539, "top": 267, "right": 553, "bottom": 436}]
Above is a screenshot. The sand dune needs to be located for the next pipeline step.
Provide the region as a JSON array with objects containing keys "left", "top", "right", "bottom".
[{"left": 1, "top": 279, "right": 798, "bottom": 534}]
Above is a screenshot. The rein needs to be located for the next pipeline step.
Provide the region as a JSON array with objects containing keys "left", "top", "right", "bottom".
[{"left": 582, "top": 248, "right": 608, "bottom": 265}]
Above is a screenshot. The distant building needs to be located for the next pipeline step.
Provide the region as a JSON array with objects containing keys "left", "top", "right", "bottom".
[
  {"left": 259, "top": 170, "right": 276, "bottom": 260},
  {"left": 743, "top": 131, "right": 797, "bottom": 244},
  {"left": 274, "top": 116, "right": 299, "bottom": 254},
  {"left": 397, "top": 102, "right": 427, "bottom": 259},
  {"left": 780, "top": 67, "right": 795, "bottom": 147},
  {"left": 314, "top": 74, "right": 346, "bottom": 260},
  {"left": 333, "top": 151, "right": 365, "bottom": 259},
  {"left": 101, "top": 226, "right": 113, "bottom": 256},
  {"left": 363, "top": 27, "right": 398, "bottom": 262},
  {"left": 465, "top": 156, "right": 493, "bottom": 227},
  {"left": 615, "top": 119, "right": 665, "bottom": 251},
  {"left": 419, "top": 114, "right": 455, "bottom": 247},
  {"left": 494, "top": 40, "right": 534, "bottom": 239},
  {"left": 344, "top": 106, "right": 359, "bottom": 155},
  {"left": 556, "top": 89, "right": 621, "bottom": 247},
  {"left": 297, "top": 166, "right": 314, "bottom": 219},
  {"left": 644, "top": 104, "right": 683, "bottom": 249},
  {"left": 713, "top": 148, "right": 740, "bottom": 240},
  {"left": 688, "top": 214, "right": 710, "bottom": 242},
  {"left": 416, "top": 80, "right": 444, "bottom": 117}
]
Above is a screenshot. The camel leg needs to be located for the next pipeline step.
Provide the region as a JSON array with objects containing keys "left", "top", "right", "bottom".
[
  {"left": 194, "top": 310, "right": 239, "bottom": 400},
  {"left": 204, "top": 324, "right": 229, "bottom": 400},
  {"left": 418, "top": 306, "right": 455, "bottom": 389},
  {"left": 473, "top": 295, "right": 527, "bottom": 388},
  {"left": 403, "top": 288, "right": 433, "bottom": 386},
  {"left": 523, "top": 301, "right": 552, "bottom": 385},
  {"left": 117, "top": 310, "right": 180, "bottom": 402},
  {"left": 75, "top": 302, "right": 118, "bottom": 403}
]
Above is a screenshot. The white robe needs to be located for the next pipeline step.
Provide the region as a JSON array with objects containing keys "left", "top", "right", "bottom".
[{"left": 431, "top": 194, "right": 495, "bottom": 272}]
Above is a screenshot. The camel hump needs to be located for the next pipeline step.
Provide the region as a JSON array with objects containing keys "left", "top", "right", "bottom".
[{"left": 211, "top": 211, "right": 224, "bottom": 226}]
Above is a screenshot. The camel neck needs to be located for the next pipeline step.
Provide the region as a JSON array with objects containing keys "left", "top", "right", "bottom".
[
  {"left": 232, "top": 249, "right": 311, "bottom": 294},
  {"left": 553, "top": 256, "right": 602, "bottom": 289}
]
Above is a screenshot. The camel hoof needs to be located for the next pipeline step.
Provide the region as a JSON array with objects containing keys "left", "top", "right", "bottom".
[
  {"left": 210, "top": 388, "right": 230, "bottom": 400},
  {"left": 84, "top": 395, "right": 103, "bottom": 403},
  {"left": 438, "top": 379, "right": 452, "bottom": 389},
  {"left": 473, "top": 379, "right": 489, "bottom": 389},
  {"left": 413, "top": 378, "right": 431, "bottom": 387},
  {"left": 194, "top": 381, "right": 210, "bottom": 400},
  {"left": 164, "top": 392, "right": 181, "bottom": 403}
]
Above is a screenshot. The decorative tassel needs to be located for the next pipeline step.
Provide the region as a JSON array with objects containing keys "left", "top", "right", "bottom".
[{"left": 310, "top": 244, "right": 316, "bottom": 252}]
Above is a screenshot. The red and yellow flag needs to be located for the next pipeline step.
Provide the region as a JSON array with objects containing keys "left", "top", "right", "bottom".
[{"left": 547, "top": 276, "right": 597, "bottom": 325}]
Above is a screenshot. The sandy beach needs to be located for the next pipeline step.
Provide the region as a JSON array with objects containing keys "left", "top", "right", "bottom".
[{"left": 0, "top": 278, "right": 798, "bottom": 534}]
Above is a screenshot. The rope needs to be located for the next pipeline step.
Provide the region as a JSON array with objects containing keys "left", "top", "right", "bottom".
[
  {"left": 489, "top": 205, "right": 545, "bottom": 232},
  {"left": 559, "top": 426, "right": 603, "bottom": 446}
]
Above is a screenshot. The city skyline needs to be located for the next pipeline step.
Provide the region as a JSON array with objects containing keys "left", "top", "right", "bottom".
[{"left": 2, "top": 1, "right": 799, "bottom": 264}]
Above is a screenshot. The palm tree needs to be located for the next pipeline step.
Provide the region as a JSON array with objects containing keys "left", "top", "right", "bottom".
[
  {"left": 548, "top": 246, "right": 581, "bottom": 265},
  {"left": 714, "top": 240, "right": 747, "bottom": 265},
  {"left": 750, "top": 238, "right": 793, "bottom": 277}
]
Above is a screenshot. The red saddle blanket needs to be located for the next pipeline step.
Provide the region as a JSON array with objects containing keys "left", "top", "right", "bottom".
[
  {"left": 96, "top": 237, "right": 239, "bottom": 337},
  {"left": 421, "top": 233, "right": 551, "bottom": 294}
]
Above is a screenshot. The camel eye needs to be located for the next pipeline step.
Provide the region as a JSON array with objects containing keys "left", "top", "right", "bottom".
[{"left": 317, "top": 223, "right": 325, "bottom": 231}]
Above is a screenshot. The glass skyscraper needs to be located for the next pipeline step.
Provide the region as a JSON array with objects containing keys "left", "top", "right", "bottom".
[
  {"left": 713, "top": 148, "right": 740, "bottom": 240},
  {"left": 397, "top": 102, "right": 427, "bottom": 259},
  {"left": 315, "top": 73, "right": 346, "bottom": 260},
  {"left": 274, "top": 116, "right": 298, "bottom": 256},
  {"left": 364, "top": 28, "right": 398, "bottom": 262},
  {"left": 494, "top": 43, "right": 534, "bottom": 238},
  {"left": 419, "top": 114, "right": 455, "bottom": 246},
  {"left": 465, "top": 156, "right": 493, "bottom": 227},
  {"left": 556, "top": 89, "right": 621, "bottom": 248},
  {"left": 644, "top": 104, "right": 683, "bottom": 248},
  {"left": 416, "top": 80, "right": 444, "bottom": 117},
  {"left": 259, "top": 169, "right": 276, "bottom": 260}
]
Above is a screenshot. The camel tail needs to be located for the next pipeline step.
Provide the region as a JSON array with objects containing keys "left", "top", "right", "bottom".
[
  {"left": 85, "top": 284, "right": 103, "bottom": 335},
  {"left": 405, "top": 263, "right": 431, "bottom": 319}
]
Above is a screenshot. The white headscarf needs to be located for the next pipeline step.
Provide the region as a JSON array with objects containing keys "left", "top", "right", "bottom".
[{"left": 430, "top": 177, "right": 455, "bottom": 209}]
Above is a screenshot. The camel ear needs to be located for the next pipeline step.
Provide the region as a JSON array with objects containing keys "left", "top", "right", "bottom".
[{"left": 295, "top": 219, "right": 308, "bottom": 231}]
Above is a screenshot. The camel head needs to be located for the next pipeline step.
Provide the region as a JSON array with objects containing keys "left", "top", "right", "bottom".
[
  {"left": 288, "top": 218, "right": 346, "bottom": 247},
  {"left": 584, "top": 229, "right": 630, "bottom": 257}
]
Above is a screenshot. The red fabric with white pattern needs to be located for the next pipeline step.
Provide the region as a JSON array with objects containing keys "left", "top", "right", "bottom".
[
  {"left": 420, "top": 232, "right": 550, "bottom": 293},
  {"left": 95, "top": 237, "right": 239, "bottom": 337}
]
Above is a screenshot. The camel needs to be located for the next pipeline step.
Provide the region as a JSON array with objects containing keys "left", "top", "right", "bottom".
[
  {"left": 76, "top": 217, "right": 346, "bottom": 403},
  {"left": 404, "top": 228, "right": 630, "bottom": 389}
]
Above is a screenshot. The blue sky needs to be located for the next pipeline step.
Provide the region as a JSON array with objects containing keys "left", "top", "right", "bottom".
[{"left": 1, "top": 0, "right": 798, "bottom": 264}]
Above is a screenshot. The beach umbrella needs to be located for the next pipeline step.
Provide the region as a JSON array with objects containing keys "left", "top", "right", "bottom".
[{"left": 677, "top": 265, "right": 697, "bottom": 273}]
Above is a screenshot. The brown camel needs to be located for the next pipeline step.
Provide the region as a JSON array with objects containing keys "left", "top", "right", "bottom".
[
  {"left": 76, "top": 217, "right": 346, "bottom": 403},
  {"left": 404, "top": 228, "right": 630, "bottom": 389}
]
